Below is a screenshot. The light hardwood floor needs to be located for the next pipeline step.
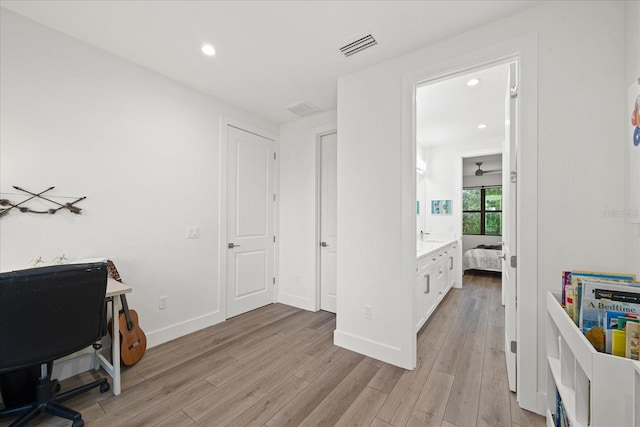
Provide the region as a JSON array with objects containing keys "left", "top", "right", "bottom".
[{"left": 1, "top": 271, "right": 545, "bottom": 427}]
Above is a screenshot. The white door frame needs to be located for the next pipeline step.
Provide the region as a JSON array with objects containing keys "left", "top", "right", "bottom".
[
  {"left": 219, "top": 116, "right": 279, "bottom": 320},
  {"left": 402, "top": 33, "right": 538, "bottom": 413},
  {"left": 314, "top": 125, "right": 338, "bottom": 311}
]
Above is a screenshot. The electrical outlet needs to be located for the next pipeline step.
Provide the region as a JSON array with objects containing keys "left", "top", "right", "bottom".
[
  {"left": 364, "top": 305, "right": 373, "bottom": 320},
  {"left": 159, "top": 296, "right": 168, "bottom": 310},
  {"left": 186, "top": 226, "right": 199, "bottom": 238}
]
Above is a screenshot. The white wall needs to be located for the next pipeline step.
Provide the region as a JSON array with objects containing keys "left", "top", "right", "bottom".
[
  {"left": 336, "top": 0, "right": 626, "bottom": 414},
  {"left": 277, "top": 110, "right": 337, "bottom": 311},
  {"left": 625, "top": 0, "right": 640, "bottom": 278},
  {"left": 0, "top": 10, "right": 278, "bottom": 347},
  {"left": 424, "top": 139, "right": 502, "bottom": 236}
]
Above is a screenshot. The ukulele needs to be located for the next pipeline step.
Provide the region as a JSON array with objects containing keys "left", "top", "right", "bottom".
[{"left": 106, "top": 260, "right": 147, "bottom": 366}]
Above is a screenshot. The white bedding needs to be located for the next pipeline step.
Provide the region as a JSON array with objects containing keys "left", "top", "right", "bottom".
[{"left": 463, "top": 248, "right": 502, "bottom": 272}]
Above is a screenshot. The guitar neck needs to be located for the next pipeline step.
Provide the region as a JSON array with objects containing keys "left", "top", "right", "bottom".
[{"left": 119, "top": 294, "right": 134, "bottom": 331}]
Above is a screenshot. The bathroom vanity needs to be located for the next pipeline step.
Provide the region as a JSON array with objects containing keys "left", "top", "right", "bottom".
[{"left": 415, "top": 239, "right": 458, "bottom": 333}]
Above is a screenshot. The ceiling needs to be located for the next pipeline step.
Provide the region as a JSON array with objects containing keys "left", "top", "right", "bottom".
[
  {"left": 416, "top": 63, "right": 509, "bottom": 146},
  {"left": 0, "top": 1, "right": 540, "bottom": 124}
]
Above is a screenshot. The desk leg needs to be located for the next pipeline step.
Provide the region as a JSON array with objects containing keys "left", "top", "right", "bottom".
[
  {"left": 97, "top": 297, "right": 122, "bottom": 396},
  {"left": 112, "top": 295, "right": 122, "bottom": 396}
]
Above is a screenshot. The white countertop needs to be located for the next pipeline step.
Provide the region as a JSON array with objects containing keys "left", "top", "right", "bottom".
[{"left": 416, "top": 238, "right": 455, "bottom": 260}]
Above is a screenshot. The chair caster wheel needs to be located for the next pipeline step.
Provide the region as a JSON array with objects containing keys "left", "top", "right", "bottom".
[
  {"left": 100, "top": 382, "right": 110, "bottom": 393},
  {"left": 54, "top": 383, "right": 61, "bottom": 393},
  {"left": 72, "top": 419, "right": 85, "bottom": 427}
]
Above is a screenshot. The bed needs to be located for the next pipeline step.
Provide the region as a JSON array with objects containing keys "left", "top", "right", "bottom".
[{"left": 463, "top": 245, "right": 503, "bottom": 272}]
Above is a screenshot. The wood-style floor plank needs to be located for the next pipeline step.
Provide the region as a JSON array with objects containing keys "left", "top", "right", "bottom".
[
  {"left": 0, "top": 272, "right": 546, "bottom": 427},
  {"left": 477, "top": 375, "right": 512, "bottom": 427},
  {"left": 154, "top": 410, "right": 195, "bottom": 427},
  {"left": 299, "top": 359, "right": 380, "bottom": 426},
  {"left": 405, "top": 369, "right": 454, "bottom": 427},
  {"left": 265, "top": 351, "right": 364, "bottom": 427},
  {"left": 375, "top": 346, "right": 439, "bottom": 426},
  {"left": 226, "top": 376, "right": 309, "bottom": 427},
  {"left": 367, "top": 362, "right": 404, "bottom": 395},
  {"left": 335, "top": 386, "right": 387, "bottom": 427}
]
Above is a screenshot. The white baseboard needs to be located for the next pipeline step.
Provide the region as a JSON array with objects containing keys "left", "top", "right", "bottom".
[
  {"left": 146, "top": 310, "right": 225, "bottom": 348},
  {"left": 277, "top": 292, "right": 315, "bottom": 311},
  {"left": 52, "top": 350, "right": 98, "bottom": 381},
  {"left": 50, "top": 310, "right": 225, "bottom": 381},
  {"left": 333, "top": 329, "right": 408, "bottom": 369}
]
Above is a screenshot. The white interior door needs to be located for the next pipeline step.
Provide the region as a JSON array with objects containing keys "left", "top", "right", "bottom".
[
  {"left": 503, "top": 62, "right": 518, "bottom": 392},
  {"left": 226, "top": 125, "right": 275, "bottom": 318},
  {"left": 320, "top": 132, "right": 337, "bottom": 313}
]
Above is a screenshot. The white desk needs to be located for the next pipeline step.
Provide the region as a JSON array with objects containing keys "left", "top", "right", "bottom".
[{"left": 99, "top": 278, "right": 131, "bottom": 396}]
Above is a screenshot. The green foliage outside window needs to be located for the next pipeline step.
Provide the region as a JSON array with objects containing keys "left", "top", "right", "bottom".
[{"left": 462, "top": 187, "right": 502, "bottom": 236}]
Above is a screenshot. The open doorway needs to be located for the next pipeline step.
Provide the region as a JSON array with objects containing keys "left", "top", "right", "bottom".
[
  {"left": 414, "top": 60, "right": 518, "bottom": 391},
  {"left": 461, "top": 153, "right": 504, "bottom": 275},
  {"left": 415, "top": 63, "right": 509, "bottom": 287}
]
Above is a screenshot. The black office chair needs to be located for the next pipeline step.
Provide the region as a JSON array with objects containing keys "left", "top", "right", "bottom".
[{"left": 0, "top": 262, "right": 111, "bottom": 427}]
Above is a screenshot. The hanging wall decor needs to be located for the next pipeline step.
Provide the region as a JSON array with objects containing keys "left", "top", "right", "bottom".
[
  {"left": 0, "top": 186, "right": 86, "bottom": 218},
  {"left": 431, "top": 199, "right": 452, "bottom": 215}
]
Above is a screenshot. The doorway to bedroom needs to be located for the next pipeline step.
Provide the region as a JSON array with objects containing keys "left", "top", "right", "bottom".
[
  {"left": 415, "top": 60, "right": 518, "bottom": 392},
  {"left": 461, "top": 153, "right": 503, "bottom": 274}
]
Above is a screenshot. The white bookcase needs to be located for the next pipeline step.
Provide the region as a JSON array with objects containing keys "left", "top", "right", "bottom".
[{"left": 546, "top": 292, "right": 640, "bottom": 427}]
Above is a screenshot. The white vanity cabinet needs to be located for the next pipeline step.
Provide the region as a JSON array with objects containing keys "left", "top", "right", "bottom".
[
  {"left": 445, "top": 243, "right": 457, "bottom": 288},
  {"left": 415, "top": 240, "right": 459, "bottom": 333},
  {"left": 415, "top": 255, "right": 438, "bottom": 331}
]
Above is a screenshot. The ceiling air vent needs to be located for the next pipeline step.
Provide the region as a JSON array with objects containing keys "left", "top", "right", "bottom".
[
  {"left": 339, "top": 33, "right": 377, "bottom": 57},
  {"left": 287, "top": 101, "right": 321, "bottom": 117}
]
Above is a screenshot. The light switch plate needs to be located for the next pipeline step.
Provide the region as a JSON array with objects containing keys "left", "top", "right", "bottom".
[{"left": 186, "top": 226, "right": 199, "bottom": 238}]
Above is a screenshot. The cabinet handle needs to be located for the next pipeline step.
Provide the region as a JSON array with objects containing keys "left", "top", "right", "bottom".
[
  {"left": 424, "top": 274, "right": 430, "bottom": 294},
  {"left": 450, "top": 256, "right": 453, "bottom": 270}
]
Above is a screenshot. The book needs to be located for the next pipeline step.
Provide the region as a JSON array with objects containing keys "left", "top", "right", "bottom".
[
  {"left": 605, "top": 311, "right": 629, "bottom": 354},
  {"left": 579, "top": 278, "right": 638, "bottom": 326},
  {"left": 617, "top": 315, "right": 640, "bottom": 330},
  {"left": 612, "top": 329, "right": 626, "bottom": 357},
  {"left": 562, "top": 271, "right": 572, "bottom": 307},
  {"left": 582, "top": 279, "right": 640, "bottom": 301},
  {"left": 594, "top": 288, "right": 640, "bottom": 303},
  {"left": 626, "top": 321, "right": 639, "bottom": 360}
]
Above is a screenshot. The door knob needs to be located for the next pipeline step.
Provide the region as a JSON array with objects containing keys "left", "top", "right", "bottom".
[
  {"left": 228, "top": 243, "right": 240, "bottom": 249},
  {"left": 499, "top": 254, "right": 506, "bottom": 260},
  {"left": 320, "top": 242, "right": 329, "bottom": 247}
]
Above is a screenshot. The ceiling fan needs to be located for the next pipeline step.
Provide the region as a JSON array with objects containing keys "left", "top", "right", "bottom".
[{"left": 475, "top": 162, "right": 502, "bottom": 176}]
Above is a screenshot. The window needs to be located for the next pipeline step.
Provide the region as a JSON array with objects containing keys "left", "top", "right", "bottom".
[{"left": 462, "top": 186, "right": 502, "bottom": 235}]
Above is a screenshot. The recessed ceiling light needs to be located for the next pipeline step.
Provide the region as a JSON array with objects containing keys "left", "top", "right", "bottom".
[
  {"left": 467, "top": 78, "right": 481, "bottom": 87},
  {"left": 478, "top": 124, "right": 487, "bottom": 129},
  {"left": 201, "top": 44, "right": 216, "bottom": 56}
]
